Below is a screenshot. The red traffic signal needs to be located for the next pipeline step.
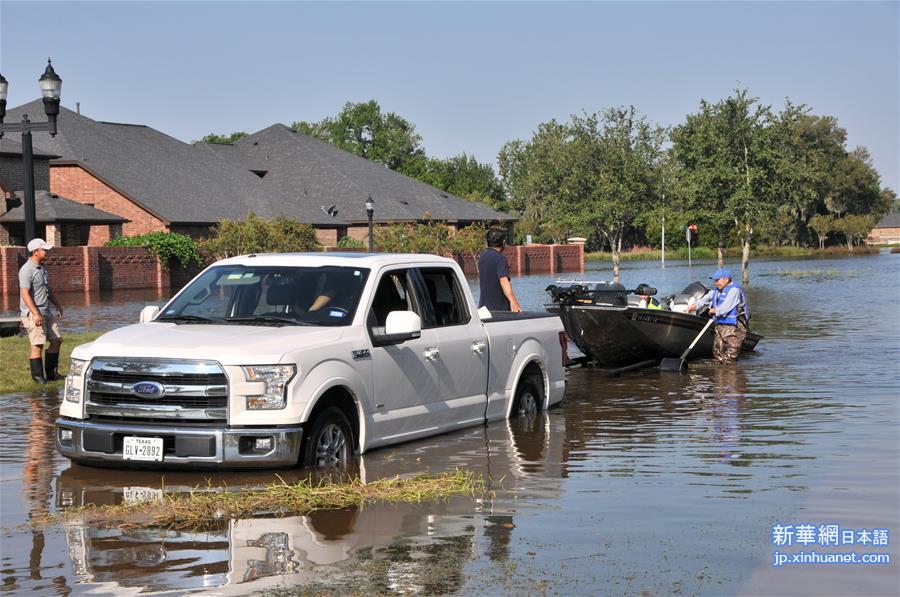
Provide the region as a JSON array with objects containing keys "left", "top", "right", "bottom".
[{"left": 688, "top": 224, "right": 698, "bottom": 231}]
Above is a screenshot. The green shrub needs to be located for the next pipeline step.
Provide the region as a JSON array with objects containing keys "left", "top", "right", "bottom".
[
  {"left": 336, "top": 235, "right": 365, "bottom": 249},
  {"left": 200, "top": 212, "right": 320, "bottom": 259},
  {"left": 106, "top": 231, "right": 201, "bottom": 268}
]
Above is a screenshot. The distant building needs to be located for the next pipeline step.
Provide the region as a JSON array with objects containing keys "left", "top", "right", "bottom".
[
  {"left": 1, "top": 101, "right": 514, "bottom": 247},
  {"left": 867, "top": 213, "right": 900, "bottom": 245}
]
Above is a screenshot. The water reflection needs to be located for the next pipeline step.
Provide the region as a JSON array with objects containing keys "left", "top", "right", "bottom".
[{"left": 51, "top": 412, "right": 564, "bottom": 593}]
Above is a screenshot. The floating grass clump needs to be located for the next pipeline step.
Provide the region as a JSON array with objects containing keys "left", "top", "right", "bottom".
[{"left": 39, "top": 469, "right": 485, "bottom": 529}]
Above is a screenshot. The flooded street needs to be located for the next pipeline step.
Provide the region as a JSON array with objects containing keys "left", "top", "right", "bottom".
[{"left": 1, "top": 253, "right": 898, "bottom": 595}]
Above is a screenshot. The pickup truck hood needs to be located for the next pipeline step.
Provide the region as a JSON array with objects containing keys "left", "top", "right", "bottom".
[{"left": 74, "top": 322, "right": 344, "bottom": 364}]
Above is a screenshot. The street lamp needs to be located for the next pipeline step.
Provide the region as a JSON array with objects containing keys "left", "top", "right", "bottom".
[
  {"left": 0, "top": 59, "right": 63, "bottom": 244},
  {"left": 365, "top": 195, "right": 375, "bottom": 252}
]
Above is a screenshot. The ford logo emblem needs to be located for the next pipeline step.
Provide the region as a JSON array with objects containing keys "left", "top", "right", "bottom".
[{"left": 132, "top": 381, "right": 165, "bottom": 398}]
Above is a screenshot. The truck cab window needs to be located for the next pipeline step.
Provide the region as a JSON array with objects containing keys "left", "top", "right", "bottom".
[
  {"left": 419, "top": 268, "right": 469, "bottom": 327},
  {"left": 370, "top": 271, "right": 413, "bottom": 327}
]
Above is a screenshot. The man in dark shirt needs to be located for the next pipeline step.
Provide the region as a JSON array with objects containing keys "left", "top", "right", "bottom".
[{"left": 477, "top": 229, "right": 521, "bottom": 312}]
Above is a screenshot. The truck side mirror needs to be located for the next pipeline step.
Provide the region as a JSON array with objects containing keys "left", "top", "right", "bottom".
[
  {"left": 140, "top": 305, "right": 160, "bottom": 324},
  {"left": 385, "top": 311, "right": 421, "bottom": 336},
  {"left": 372, "top": 311, "right": 422, "bottom": 346}
]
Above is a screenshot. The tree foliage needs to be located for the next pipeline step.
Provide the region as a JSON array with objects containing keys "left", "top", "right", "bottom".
[
  {"left": 293, "top": 100, "right": 426, "bottom": 174},
  {"left": 195, "top": 131, "right": 248, "bottom": 145},
  {"left": 374, "top": 221, "right": 487, "bottom": 258},
  {"left": 106, "top": 232, "right": 202, "bottom": 268},
  {"left": 200, "top": 212, "right": 319, "bottom": 259}
]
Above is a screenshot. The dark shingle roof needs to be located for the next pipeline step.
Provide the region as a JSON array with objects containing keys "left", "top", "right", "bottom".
[
  {"left": 4, "top": 101, "right": 336, "bottom": 226},
  {"left": 203, "top": 124, "right": 515, "bottom": 224},
  {"left": 0, "top": 138, "right": 59, "bottom": 159},
  {"left": 875, "top": 213, "right": 900, "bottom": 228},
  {"left": 1, "top": 191, "right": 127, "bottom": 223}
]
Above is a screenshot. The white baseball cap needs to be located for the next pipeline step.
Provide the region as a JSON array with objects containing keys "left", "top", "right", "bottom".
[{"left": 27, "top": 238, "right": 54, "bottom": 252}]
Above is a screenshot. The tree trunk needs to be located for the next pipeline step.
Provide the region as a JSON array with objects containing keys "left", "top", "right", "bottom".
[
  {"left": 742, "top": 238, "right": 751, "bottom": 286},
  {"left": 847, "top": 238, "right": 853, "bottom": 252},
  {"left": 612, "top": 235, "right": 622, "bottom": 283},
  {"left": 717, "top": 245, "right": 725, "bottom": 268}
]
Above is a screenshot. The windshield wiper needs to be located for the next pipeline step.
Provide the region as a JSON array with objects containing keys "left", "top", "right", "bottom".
[
  {"left": 225, "top": 315, "right": 313, "bottom": 326},
  {"left": 156, "top": 314, "right": 218, "bottom": 324}
]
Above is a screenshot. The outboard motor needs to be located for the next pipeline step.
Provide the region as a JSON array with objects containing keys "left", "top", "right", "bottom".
[
  {"left": 670, "top": 281, "right": 710, "bottom": 313},
  {"left": 593, "top": 282, "right": 628, "bottom": 307}
]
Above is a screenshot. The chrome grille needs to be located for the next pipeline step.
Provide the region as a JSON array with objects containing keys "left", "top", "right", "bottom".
[{"left": 86, "top": 358, "right": 228, "bottom": 420}]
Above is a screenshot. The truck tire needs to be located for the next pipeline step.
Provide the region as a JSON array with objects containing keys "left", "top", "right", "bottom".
[
  {"left": 302, "top": 406, "right": 355, "bottom": 468},
  {"left": 512, "top": 377, "right": 542, "bottom": 418}
]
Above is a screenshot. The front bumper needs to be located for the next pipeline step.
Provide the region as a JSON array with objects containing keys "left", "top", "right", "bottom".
[{"left": 56, "top": 418, "right": 302, "bottom": 469}]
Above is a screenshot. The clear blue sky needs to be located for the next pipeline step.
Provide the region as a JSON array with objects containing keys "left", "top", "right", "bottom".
[{"left": 2, "top": 1, "right": 897, "bottom": 191}]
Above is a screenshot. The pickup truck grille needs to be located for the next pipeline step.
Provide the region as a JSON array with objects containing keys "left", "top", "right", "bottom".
[{"left": 85, "top": 358, "right": 228, "bottom": 420}]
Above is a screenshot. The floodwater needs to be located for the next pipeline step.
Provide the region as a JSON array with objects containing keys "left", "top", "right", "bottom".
[{"left": 1, "top": 253, "right": 898, "bottom": 595}]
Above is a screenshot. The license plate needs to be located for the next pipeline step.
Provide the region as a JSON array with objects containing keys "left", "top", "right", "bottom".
[
  {"left": 123, "top": 486, "right": 164, "bottom": 505},
  {"left": 122, "top": 436, "right": 164, "bottom": 462}
]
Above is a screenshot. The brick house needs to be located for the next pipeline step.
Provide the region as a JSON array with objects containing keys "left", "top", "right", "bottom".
[
  {"left": 0, "top": 138, "right": 126, "bottom": 245},
  {"left": 3, "top": 101, "right": 514, "bottom": 247},
  {"left": 867, "top": 213, "right": 900, "bottom": 245}
]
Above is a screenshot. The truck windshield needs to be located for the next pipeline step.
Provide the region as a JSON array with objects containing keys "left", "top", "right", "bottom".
[{"left": 158, "top": 265, "right": 370, "bottom": 327}]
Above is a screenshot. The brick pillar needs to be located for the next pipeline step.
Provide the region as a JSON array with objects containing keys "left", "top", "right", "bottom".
[
  {"left": 45, "top": 223, "right": 61, "bottom": 246},
  {"left": 515, "top": 246, "right": 523, "bottom": 276},
  {"left": 155, "top": 257, "right": 171, "bottom": 292},
  {"left": 549, "top": 245, "right": 557, "bottom": 275},
  {"left": 1, "top": 247, "right": 9, "bottom": 303},
  {"left": 81, "top": 246, "right": 100, "bottom": 292},
  {"left": 579, "top": 244, "right": 585, "bottom": 272}
]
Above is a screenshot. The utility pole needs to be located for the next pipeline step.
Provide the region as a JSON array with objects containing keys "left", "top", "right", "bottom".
[{"left": 661, "top": 213, "right": 665, "bottom": 269}]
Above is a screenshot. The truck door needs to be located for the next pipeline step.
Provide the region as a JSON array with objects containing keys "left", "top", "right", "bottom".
[
  {"left": 414, "top": 267, "right": 489, "bottom": 430},
  {"left": 365, "top": 267, "right": 442, "bottom": 444}
]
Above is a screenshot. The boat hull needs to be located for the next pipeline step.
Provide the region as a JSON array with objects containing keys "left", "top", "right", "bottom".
[{"left": 547, "top": 304, "right": 762, "bottom": 367}]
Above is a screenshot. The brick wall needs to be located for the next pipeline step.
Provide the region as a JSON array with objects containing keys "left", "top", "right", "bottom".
[
  {"left": 50, "top": 165, "right": 165, "bottom": 238},
  {"left": 2, "top": 243, "right": 584, "bottom": 305},
  {"left": 0, "top": 246, "right": 172, "bottom": 303},
  {"left": 0, "top": 155, "right": 51, "bottom": 192},
  {"left": 456, "top": 244, "right": 583, "bottom": 276}
]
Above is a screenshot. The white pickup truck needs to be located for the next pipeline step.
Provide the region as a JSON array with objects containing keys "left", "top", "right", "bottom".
[{"left": 56, "top": 253, "right": 567, "bottom": 468}]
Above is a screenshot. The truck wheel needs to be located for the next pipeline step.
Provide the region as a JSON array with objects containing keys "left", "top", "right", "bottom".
[
  {"left": 302, "top": 406, "right": 354, "bottom": 468},
  {"left": 513, "top": 378, "right": 541, "bottom": 418}
]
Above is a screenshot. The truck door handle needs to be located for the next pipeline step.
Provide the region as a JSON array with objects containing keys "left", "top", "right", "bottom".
[
  {"left": 471, "top": 341, "right": 486, "bottom": 354},
  {"left": 424, "top": 347, "right": 440, "bottom": 361}
]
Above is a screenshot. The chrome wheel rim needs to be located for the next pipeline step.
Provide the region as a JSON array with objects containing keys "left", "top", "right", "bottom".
[
  {"left": 315, "top": 423, "right": 348, "bottom": 466},
  {"left": 518, "top": 391, "right": 537, "bottom": 416}
]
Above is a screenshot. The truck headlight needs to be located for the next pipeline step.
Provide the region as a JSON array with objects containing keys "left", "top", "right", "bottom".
[
  {"left": 242, "top": 365, "right": 296, "bottom": 410},
  {"left": 65, "top": 359, "right": 87, "bottom": 403}
]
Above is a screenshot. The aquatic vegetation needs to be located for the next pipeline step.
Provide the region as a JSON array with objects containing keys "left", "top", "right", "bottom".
[
  {"left": 759, "top": 269, "right": 843, "bottom": 278},
  {"left": 36, "top": 469, "right": 486, "bottom": 529}
]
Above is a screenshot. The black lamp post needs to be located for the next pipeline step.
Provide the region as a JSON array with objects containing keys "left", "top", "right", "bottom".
[
  {"left": 365, "top": 195, "right": 375, "bottom": 253},
  {"left": 0, "top": 60, "right": 63, "bottom": 244}
]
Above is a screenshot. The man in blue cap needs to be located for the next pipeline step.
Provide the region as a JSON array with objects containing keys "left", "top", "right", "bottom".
[{"left": 687, "top": 268, "right": 750, "bottom": 363}]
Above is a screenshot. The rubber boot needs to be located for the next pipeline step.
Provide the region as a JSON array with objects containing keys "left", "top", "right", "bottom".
[
  {"left": 45, "top": 352, "right": 61, "bottom": 381},
  {"left": 30, "top": 358, "right": 47, "bottom": 384}
]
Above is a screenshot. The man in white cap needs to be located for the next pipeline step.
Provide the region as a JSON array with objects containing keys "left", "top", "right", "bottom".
[{"left": 19, "top": 238, "right": 64, "bottom": 384}]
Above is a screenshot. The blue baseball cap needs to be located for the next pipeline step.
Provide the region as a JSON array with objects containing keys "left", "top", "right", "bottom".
[{"left": 710, "top": 268, "right": 732, "bottom": 281}]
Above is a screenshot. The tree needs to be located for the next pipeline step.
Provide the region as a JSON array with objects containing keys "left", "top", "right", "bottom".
[
  {"left": 498, "top": 120, "right": 573, "bottom": 244},
  {"left": 293, "top": 100, "right": 425, "bottom": 175},
  {"left": 566, "top": 107, "right": 666, "bottom": 282},
  {"left": 670, "top": 88, "right": 777, "bottom": 285},
  {"left": 808, "top": 214, "right": 835, "bottom": 249},
  {"left": 195, "top": 131, "right": 248, "bottom": 145},
  {"left": 832, "top": 214, "right": 875, "bottom": 251},
  {"left": 418, "top": 154, "right": 506, "bottom": 210}
]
